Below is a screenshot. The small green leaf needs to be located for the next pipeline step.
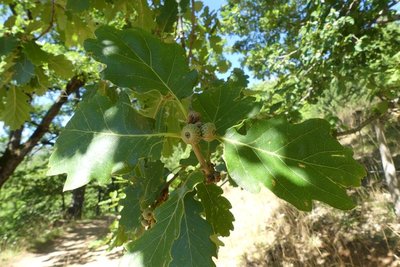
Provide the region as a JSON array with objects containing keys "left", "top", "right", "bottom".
[
  {"left": 155, "top": 100, "right": 185, "bottom": 157},
  {"left": 23, "top": 41, "right": 51, "bottom": 65},
  {"left": 120, "top": 160, "right": 167, "bottom": 232},
  {"left": 196, "top": 183, "right": 234, "bottom": 237},
  {"left": 133, "top": 90, "right": 164, "bottom": 119},
  {"left": 84, "top": 26, "right": 197, "bottom": 100},
  {"left": 1, "top": 87, "right": 31, "bottom": 130},
  {"left": 170, "top": 193, "right": 217, "bottom": 267},
  {"left": 12, "top": 54, "right": 35, "bottom": 84},
  {"left": 48, "top": 55, "right": 74, "bottom": 79},
  {"left": 0, "top": 35, "right": 18, "bottom": 56},
  {"left": 193, "top": 82, "right": 257, "bottom": 135},
  {"left": 47, "top": 92, "right": 168, "bottom": 191},
  {"left": 223, "top": 118, "right": 366, "bottom": 211},
  {"left": 66, "top": 0, "right": 90, "bottom": 12},
  {"left": 120, "top": 185, "right": 143, "bottom": 231},
  {"left": 156, "top": 0, "right": 189, "bottom": 33},
  {"left": 121, "top": 172, "right": 203, "bottom": 267},
  {"left": 133, "top": 0, "right": 156, "bottom": 31},
  {"left": 33, "top": 66, "right": 51, "bottom": 95}
]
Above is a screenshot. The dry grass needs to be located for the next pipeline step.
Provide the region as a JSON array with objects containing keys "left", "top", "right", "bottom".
[{"left": 239, "top": 181, "right": 400, "bottom": 267}]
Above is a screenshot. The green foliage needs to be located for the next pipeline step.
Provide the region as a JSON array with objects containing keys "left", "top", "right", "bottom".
[
  {"left": 196, "top": 183, "right": 234, "bottom": 237},
  {"left": 0, "top": 1, "right": 372, "bottom": 266},
  {"left": 84, "top": 26, "right": 197, "bottom": 101},
  {"left": 119, "top": 160, "right": 167, "bottom": 233},
  {"left": 223, "top": 119, "right": 365, "bottom": 211},
  {"left": 47, "top": 91, "right": 165, "bottom": 191},
  {"left": 120, "top": 172, "right": 216, "bottom": 267},
  {"left": 222, "top": 0, "right": 400, "bottom": 116},
  {"left": 0, "top": 154, "right": 64, "bottom": 246},
  {"left": 193, "top": 70, "right": 258, "bottom": 135},
  {"left": 1, "top": 87, "right": 31, "bottom": 130}
]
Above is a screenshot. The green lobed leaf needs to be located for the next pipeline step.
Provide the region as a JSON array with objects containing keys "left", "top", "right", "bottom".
[
  {"left": 0, "top": 35, "right": 18, "bottom": 56},
  {"left": 222, "top": 118, "right": 366, "bottom": 211},
  {"left": 1, "top": 87, "right": 31, "bottom": 130},
  {"left": 47, "top": 92, "right": 169, "bottom": 191},
  {"left": 196, "top": 183, "right": 234, "bottom": 237},
  {"left": 84, "top": 26, "right": 197, "bottom": 100},
  {"left": 133, "top": 0, "right": 156, "bottom": 31},
  {"left": 22, "top": 41, "right": 51, "bottom": 65},
  {"left": 120, "top": 172, "right": 204, "bottom": 267},
  {"left": 120, "top": 160, "right": 167, "bottom": 232},
  {"left": 48, "top": 55, "right": 74, "bottom": 79},
  {"left": 120, "top": 185, "right": 143, "bottom": 232},
  {"left": 156, "top": 0, "right": 189, "bottom": 33},
  {"left": 170, "top": 193, "right": 217, "bottom": 267},
  {"left": 63, "top": 15, "right": 96, "bottom": 46},
  {"left": 12, "top": 53, "right": 35, "bottom": 85},
  {"left": 193, "top": 82, "right": 257, "bottom": 136}
]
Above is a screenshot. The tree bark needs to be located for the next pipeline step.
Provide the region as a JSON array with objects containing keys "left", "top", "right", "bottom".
[
  {"left": 374, "top": 120, "right": 400, "bottom": 217},
  {"left": 67, "top": 186, "right": 86, "bottom": 220},
  {"left": 0, "top": 76, "right": 85, "bottom": 189}
]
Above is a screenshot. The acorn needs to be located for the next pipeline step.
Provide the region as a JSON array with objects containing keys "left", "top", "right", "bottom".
[
  {"left": 142, "top": 208, "right": 153, "bottom": 220},
  {"left": 181, "top": 124, "right": 202, "bottom": 144},
  {"left": 201, "top": 122, "right": 217, "bottom": 142}
]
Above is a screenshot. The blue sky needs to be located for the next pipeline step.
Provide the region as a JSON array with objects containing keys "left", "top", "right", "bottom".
[{"left": 202, "top": 0, "right": 259, "bottom": 85}]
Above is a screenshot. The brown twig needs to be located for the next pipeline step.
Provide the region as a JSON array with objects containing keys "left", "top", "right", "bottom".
[
  {"left": 154, "top": 166, "right": 187, "bottom": 208},
  {"left": 34, "top": 0, "right": 55, "bottom": 40},
  {"left": 191, "top": 143, "right": 212, "bottom": 176},
  {"left": 334, "top": 112, "right": 382, "bottom": 137}
]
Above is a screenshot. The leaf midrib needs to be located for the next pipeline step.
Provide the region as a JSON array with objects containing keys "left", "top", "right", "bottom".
[{"left": 222, "top": 136, "right": 359, "bottom": 178}]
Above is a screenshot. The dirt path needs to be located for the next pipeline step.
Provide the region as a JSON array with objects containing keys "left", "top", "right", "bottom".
[
  {"left": 4, "top": 187, "right": 279, "bottom": 267},
  {"left": 8, "top": 218, "right": 122, "bottom": 267}
]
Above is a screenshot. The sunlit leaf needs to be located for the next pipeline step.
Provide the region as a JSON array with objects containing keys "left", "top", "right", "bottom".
[
  {"left": 223, "top": 118, "right": 366, "bottom": 211},
  {"left": 1, "top": 87, "right": 31, "bottom": 130},
  {"left": 48, "top": 55, "right": 74, "bottom": 79},
  {"left": 196, "top": 183, "right": 234, "bottom": 237},
  {"left": 84, "top": 26, "right": 197, "bottom": 100},
  {"left": 48, "top": 92, "right": 170, "bottom": 190},
  {"left": 133, "top": 0, "right": 156, "bottom": 31}
]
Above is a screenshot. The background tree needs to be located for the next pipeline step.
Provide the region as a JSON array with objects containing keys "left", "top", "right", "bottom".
[{"left": 222, "top": 0, "right": 400, "bottom": 214}]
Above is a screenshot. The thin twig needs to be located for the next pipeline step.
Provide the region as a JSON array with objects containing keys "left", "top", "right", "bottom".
[
  {"left": 187, "top": 0, "right": 197, "bottom": 61},
  {"left": 334, "top": 112, "right": 382, "bottom": 137},
  {"left": 34, "top": 0, "right": 55, "bottom": 40}
]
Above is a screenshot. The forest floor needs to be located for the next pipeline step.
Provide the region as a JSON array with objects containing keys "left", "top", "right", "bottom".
[{"left": 2, "top": 186, "right": 279, "bottom": 267}]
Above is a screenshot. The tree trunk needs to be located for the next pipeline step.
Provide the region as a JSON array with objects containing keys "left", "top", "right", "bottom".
[
  {"left": 67, "top": 186, "right": 86, "bottom": 220},
  {"left": 374, "top": 120, "right": 400, "bottom": 216},
  {"left": 0, "top": 76, "right": 84, "bottom": 189}
]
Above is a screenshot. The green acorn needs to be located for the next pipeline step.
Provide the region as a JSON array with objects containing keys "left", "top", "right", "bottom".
[
  {"left": 181, "top": 124, "right": 201, "bottom": 144},
  {"left": 142, "top": 208, "right": 153, "bottom": 220},
  {"left": 201, "top": 122, "right": 217, "bottom": 142}
]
